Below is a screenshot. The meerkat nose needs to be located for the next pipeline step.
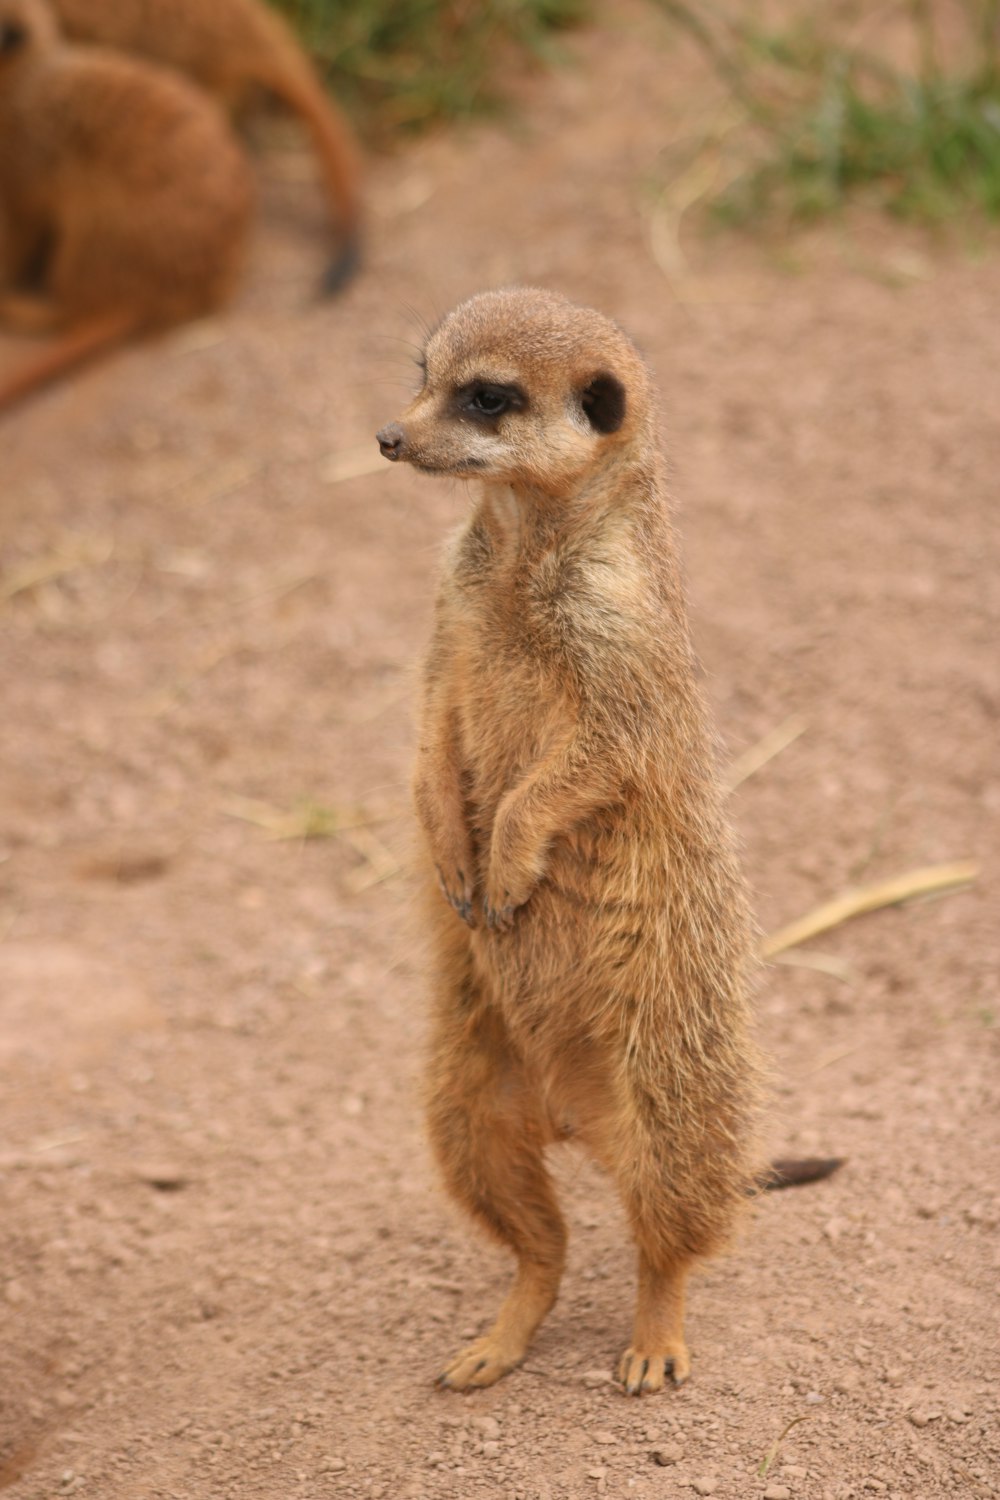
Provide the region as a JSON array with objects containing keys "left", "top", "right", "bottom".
[{"left": 376, "top": 423, "right": 406, "bottom": 460}]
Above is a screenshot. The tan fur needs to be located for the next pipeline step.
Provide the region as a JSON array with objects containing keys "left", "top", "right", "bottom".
[
  {"left": 51, "top": 0, "right": 361, "bottom": 286},
  {"left": 0, "top": 0, "right": 253, "bottom": 410},
  {"left": 377, "top": 288, "right": 765, "bottom": 1395}
]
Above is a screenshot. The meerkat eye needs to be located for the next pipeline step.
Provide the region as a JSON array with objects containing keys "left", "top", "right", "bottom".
[
  {"left": 456, "top": 382, "right": 525, "bottom": 423},
  {"left": 472, "top": 389, "right": 507, "bottom": 415}
]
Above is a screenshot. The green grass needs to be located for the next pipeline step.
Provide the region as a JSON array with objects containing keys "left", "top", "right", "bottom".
[
  {"left": 270, "top": 0, "right": 587, "bottom": 136},
  {"left": 652, "top": 0, "right": 1000, "bottom": 227}
]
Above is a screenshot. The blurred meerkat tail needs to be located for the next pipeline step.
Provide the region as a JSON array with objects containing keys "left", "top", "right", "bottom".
[
  {"left": 0, "top": 311, "right": 137, "bottom": 414},
  {"left": 260, "top": 45, "right": 362, "bottom": 294},
  {"left": 758, "top": 1157, "right": 846, "bottom": 1192}
]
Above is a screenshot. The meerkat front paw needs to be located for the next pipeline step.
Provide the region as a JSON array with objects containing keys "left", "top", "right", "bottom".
[
  {"left": 436, "top": 863, "right": 476, "bottom": 927},
  {"left": 482, "top": 866, "right": 534, "bottom": 931}
]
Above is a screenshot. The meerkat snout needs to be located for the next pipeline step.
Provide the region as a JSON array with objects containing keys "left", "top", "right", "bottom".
[{"left": 376, "top": 422, "right": 406, "bottom": 460}]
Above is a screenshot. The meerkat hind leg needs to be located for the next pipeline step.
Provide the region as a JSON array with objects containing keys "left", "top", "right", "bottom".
[{"left": 428, "top": 1003, "right": 566, "bottom": 1389}]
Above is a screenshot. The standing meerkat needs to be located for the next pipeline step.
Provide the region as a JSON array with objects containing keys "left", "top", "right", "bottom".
[
  {"left": 0, "top": 0, "right": 253, "bottom": 411},
  {"left": 377, "top": 289, "right": 838, "bottom": 1394},
  {"left": 49, "top": 0, "right": 361, "bottom": 291}
]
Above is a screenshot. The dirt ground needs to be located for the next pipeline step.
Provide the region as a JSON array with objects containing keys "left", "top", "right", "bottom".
[{"left": 1, "top": 7, "right": 998, "bottom": 1499}]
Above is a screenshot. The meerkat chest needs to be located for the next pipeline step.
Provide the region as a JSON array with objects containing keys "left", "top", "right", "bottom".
[{"left": 445, "top": 519, "right": 583, "bottom": 798}]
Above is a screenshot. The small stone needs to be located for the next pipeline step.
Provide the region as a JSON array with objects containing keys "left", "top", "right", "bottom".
[
  {"left": 692, "top": 1480, "right": 717, "bottom": 1496},
  {"left": 322, "top": 1458, "right": 346, "bottom": 1473},
  {"left": 582, "top": 1369, "right": 610, "bottom": 1388},
  {"left": 587, "top": 1469, "right": 607, "bottom": 1480},
  {"left": 804, "top": 1391, "right": 824, "bottom": 1404},
  {"left": 53, "top": 1390, "right": 77, "bottom": 1410},
  {"left": 472, "top": 1417, "right": 501, "bottom": 1440},
  {"left": 592, "top": 1430, "right": 617, "bottom": 1445},
  {"left": 426, "top": 1452, "right": 446, "bottom": 1467},
  {"left": 652, "top": 1446, "right": 683, "bottom": 1466},
  {"left": 907, "top": 1410, "right": 930, "bottom": 1428},
  {"left": 764, "top": 1487, "right": 790, "bottom": 1500},
  {"left": 782, "top": 1466, "right": 807, "bottom": 1479},
  {"left": 482, "top": 1441, "right": 501, "bottom": 1459},
  {"left": 135, "top": 1162, "right": 187, "bottom": 1191},
  {"left": 833, "top": 1371, "right": 859, "bottom": 1394}
]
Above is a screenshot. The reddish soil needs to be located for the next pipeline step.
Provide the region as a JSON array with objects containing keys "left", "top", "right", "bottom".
[{"left": 1, "top": 8, "right": 997, "bottom": 1499}]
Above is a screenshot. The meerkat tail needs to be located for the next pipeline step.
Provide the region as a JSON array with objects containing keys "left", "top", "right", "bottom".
[
  {"left": 0, "top": 311, "right": 137, "bottom": 414},
  {"left": 758, "top": 1157, "right": 845, "bottom": 1192},
  {"left": 258, "top": 50, "right": 361, "bottom": 293}
]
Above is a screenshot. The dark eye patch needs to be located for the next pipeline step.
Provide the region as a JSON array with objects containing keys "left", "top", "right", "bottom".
[
  {"left": 454, "top": 382, "right": 526, "bottom": 424},
  {"left": 580, "top": 372, "right": 626, "bottom": 434}
]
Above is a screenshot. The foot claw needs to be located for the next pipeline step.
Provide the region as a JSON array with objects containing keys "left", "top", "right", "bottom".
[{"left": 618, "top": 1346, "right": 689, "bottom": 1395}]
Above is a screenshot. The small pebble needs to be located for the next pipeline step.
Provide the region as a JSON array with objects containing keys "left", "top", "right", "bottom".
[
  {"left": 482, "top": 1441, "right": 501, "bottom": 1459},
  {"left": 135, "top": 1162, "right": 187, "bottom": 1191},
  {"left": 652, "top": 1446, "right": 683, "bottom": 1466},
  {"left": 907, "top": 1410, "right": 930, "bottom": 1428},
  {"left": 592, "top": 1430, "right": 617, "bottom": 1446},
  {"left": 782, "top": 1466, "right": 807, "bottom": 1480},
  {"left": 582, "top": 1369, "right": 611, "bottom": 1388},
  {"left": 692, "top": 1479, "right": 717, "bottom": 1496},
  {"left": 764, "top": 1487, "right": 790, "bottom": 1500},
  {"left": 472, "top": 1416, "right": 501, "bottom": 1440}
]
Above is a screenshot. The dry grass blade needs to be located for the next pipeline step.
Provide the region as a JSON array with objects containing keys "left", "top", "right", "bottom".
[
  {"left": 762, "top": 861, "right": 979, "bottom": 959},
  {"left": 725, "top": 714, "right": 807, "bottom": 790},
  {"left": 770, "top": 948, "right": 855, "bottom": 983},
  {"left": 0, "top": 535, "right": 113, "bottom": 604},
  {"left": 223, "top": 795, "right": 375, "bottom": 841},
  {"left": 758, "top": 1414, "right": 810, "bottom": 1478},
  {"left": 344, "top": 826, "right": 402, "bottom": 891},
  {"left": 323, "top": 445, "right": 392, "bottom": 484}
]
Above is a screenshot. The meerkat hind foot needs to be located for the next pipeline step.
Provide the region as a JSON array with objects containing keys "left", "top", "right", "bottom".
[
  {"left": 618, "top": 1342, "right": 691, "bottom": 1395},
  {"left": 437, "top": 1331, "right": 527, "bottom": 1391}
]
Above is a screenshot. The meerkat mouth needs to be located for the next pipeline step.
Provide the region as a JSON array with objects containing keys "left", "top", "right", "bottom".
[{"left": 411, "top": 457, "right": 487, "bottom": 476}]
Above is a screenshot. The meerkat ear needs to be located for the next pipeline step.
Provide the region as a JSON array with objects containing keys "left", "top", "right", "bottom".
[
  {"left": 580, "top": 372, "right": 626, "bottom": 435},
  {"left": 0, "top": 21, "right": 28, "bottom": 50}
]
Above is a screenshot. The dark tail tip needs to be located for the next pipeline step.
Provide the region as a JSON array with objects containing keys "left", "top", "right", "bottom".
[
  {"left": 759, "top": 1157, "right": 846, "bottom": 1191},
  {"left": 319, "top": 235, "right": 361, "bottom": 297}
]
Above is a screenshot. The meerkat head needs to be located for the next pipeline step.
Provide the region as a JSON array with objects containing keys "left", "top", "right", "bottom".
[
  {"left": 376, "top": 288, "right": 653, "bottom": 496},
  {"left": 0, "top": 0, "right": 58, "bottom": 61}
]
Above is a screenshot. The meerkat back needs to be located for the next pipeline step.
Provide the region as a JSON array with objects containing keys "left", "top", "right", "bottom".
[
  {"left": 50, "top": 0, "right": 360, "bottom": 289},
  {"left": 0, "top": 0, "right": 254, "bottom": 409}
]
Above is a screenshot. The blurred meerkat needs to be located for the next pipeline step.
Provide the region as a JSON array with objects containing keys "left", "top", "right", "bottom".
[
  {"left": 51, "top": 0, "right": 361, "bottom": 290},
  {"left": 0, "top": 0, "right": 253, "bottom": 411},
  {"left": 377, "top": 288, "right": 838, "bottom": 1395}
]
